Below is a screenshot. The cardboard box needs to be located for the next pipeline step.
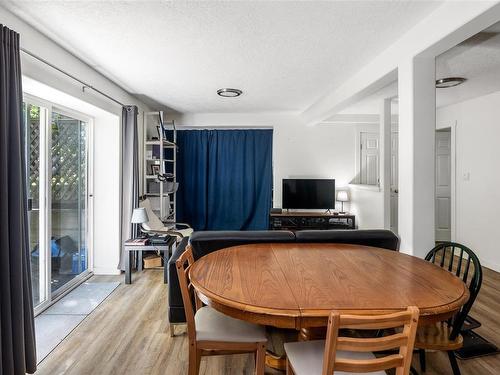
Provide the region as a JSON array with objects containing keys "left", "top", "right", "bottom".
[{"left": 143, "top": 255, "right": 162, "bottom": 269}]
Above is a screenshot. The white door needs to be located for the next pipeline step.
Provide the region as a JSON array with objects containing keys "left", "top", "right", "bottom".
[
  {"left": 390, "top": 132, "right": 398, "bottom": 234},
  {"left": 435, "top": 130, "right": 452, "bottom": 241},
  {"left": 360, "top": 132, "right": 380, "bottom": 185}
]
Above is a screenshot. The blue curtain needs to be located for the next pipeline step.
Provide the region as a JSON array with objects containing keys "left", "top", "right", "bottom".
[{"left": 176, "top": 129, "right": 273, "bottom": 230}]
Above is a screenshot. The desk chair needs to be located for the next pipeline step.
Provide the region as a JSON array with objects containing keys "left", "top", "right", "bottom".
[{"left": 139, "top": 198, "right": 193, "bottom": 238}]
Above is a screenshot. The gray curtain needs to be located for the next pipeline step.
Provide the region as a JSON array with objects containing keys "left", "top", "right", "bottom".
[
  {"left": 0, "top": 25, "right": 37, "bottom": 374},
  {"left": 118, "top": 105, "right": 139, "bottom": 270}
]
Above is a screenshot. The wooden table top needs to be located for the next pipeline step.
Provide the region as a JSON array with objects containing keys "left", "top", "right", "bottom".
[{"left": 189, "top": 243, "right": 470, "bottom": 329}]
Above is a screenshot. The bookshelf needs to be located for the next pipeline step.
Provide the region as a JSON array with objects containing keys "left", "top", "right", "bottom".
[{"left": 143, "top": 111, "right": 177, "bottom": 222}]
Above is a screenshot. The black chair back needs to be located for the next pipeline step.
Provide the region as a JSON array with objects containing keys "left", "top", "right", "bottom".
[{"left": 425, "top": 242, "right": 483, "bottom": 339}]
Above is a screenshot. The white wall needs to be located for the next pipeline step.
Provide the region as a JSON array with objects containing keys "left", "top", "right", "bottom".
[
  {"left": 349, "top": 187, "right": 384, "bottom": 229},
  {"left": 437, "top": 90, "right": 500, "bottom": 272},
  {"left": 2, "top": 8, "right": 151, "bottom": 274}
]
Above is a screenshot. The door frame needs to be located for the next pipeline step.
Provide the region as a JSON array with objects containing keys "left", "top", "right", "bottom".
[
  {"left": 24, "top": 95, "right": 51, "bottom": 314},
  {"left": 436, "top": 121, "right": 457, "bottom": 242},
  {"left": 24, "top": 93, "right": 95, "bottom": 316},
  {"left": 389, "top": 130, "right": 399, "bottom": 234}
]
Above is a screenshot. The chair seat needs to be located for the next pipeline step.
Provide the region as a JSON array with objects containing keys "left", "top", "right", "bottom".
[
  {"left": 284, "top": 340, "right": 386, "bottom": 375},
  {"left": 195, "top": 306, "right": 267, "bottom": 343},
  {"left": 415, "top": 322, "right": 463, "bottom": 351}
]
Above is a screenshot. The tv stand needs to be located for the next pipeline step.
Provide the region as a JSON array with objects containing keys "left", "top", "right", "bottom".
[{"left": 269, "top": 211, "right": 355, "bottom": 231}]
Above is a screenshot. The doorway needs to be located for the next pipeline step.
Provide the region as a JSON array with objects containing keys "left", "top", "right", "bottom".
[
  {"left": 390, "top": 131, "right": 399, "bottom": 234},
  {"left": 24, "top": 95, "right": 93, "bottom": 313},
  {"left": 389, "top": 97, "right": 399, "bottom": 234}
]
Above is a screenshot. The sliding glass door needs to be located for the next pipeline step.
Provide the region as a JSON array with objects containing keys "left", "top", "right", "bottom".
[
  {"left": 24, "top": 96, "right": 93, "bottom": 311},
  {"left": 50, "top": 111, "right": 89, "bottom": 293}
]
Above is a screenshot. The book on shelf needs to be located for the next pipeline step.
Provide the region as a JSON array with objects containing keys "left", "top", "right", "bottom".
[{"left": 125, "top": 238, "right": 149, "bottom": 246}]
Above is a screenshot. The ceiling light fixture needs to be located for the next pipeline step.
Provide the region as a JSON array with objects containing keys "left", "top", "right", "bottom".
[
  {"left": 435, "top": 77, "right": 467, "bottom": 88},
  {"left": 217, "top": 88, "right": 243, "bottom": 97}
]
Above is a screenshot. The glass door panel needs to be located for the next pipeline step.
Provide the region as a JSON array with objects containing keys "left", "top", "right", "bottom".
[
  {"left": 25, "top": 102, "right": 47, "bottom": 307},
  {"left": 50, "top": 111, "right": 88, "bottom": 293}
]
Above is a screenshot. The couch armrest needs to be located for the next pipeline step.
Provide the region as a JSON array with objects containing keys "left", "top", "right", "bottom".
[{"left": 167, "top": 237, "right": 189, "bottom": 323}]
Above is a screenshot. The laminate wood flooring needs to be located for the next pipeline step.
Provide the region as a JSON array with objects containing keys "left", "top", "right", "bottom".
[{"left": 35, "top": 267, "right": 499, "bottom": 374}]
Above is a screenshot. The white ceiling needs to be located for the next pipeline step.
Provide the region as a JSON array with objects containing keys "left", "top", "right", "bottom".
[
  {"left": 436, "top": 21, "right": 500, "bottom": 108},
  {"left": 4, "top": 1, "right": 443, "bottom": 114}
]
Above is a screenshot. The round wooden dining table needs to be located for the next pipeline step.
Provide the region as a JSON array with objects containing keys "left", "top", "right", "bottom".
[{"left": 189, "top": 243, "right": 469, "bottom": 331}]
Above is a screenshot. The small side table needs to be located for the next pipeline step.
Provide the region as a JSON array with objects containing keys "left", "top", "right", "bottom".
[{"left": 124, "top": 236, "right": 176, "bottom": 284}]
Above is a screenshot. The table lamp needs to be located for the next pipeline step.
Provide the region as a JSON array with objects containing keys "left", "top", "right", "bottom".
[
  {"left": 131, "top": 207, "right": 149, "bottom": 238},
  {"left": 336, "top": 190, "right": 349, "bottom": 214}
]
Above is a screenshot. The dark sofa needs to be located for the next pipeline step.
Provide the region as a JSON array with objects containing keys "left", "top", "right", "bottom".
[{"left": 167, "top": 229, "right": 399, "bottom": 335}]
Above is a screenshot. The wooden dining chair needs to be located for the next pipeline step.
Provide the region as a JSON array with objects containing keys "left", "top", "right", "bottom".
[
  {"left": 284, "top": 307, "right": 419, "bottom": 375},
  {"left": 175, "top": 246, "right": 268, "bottom": 375},
  {"left": 416, "top": 242, "right": 483, "bottom": 375}
]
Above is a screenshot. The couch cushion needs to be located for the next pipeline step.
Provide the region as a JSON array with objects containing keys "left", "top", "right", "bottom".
[
  {"left": 295, "top": 229, "right": 399, "bottom": 251},
  {"left": 189, "top": 230, "right": 295, "bottom": 259},
  {"left": 195, "top": 306, "right": 267, "bottom": 343}
]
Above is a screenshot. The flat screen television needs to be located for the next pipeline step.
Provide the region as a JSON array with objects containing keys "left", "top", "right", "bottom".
[{"left": 282, "top": 179, "right": 335, "bottom": 209}]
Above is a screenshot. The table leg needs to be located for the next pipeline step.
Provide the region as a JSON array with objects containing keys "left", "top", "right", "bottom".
[
  {"left": 299, "top": 326, "right": 327, "bottom": 341},
  {"left": 265, "top": 352, "right": 287, "bottom": 371},
  {"left": 125, "top": 250, "right": 132, "bottom": 284},
  {"left": 138, "top": 250, "right": 143, "bottom": 271},
  {"left": 264, "top": 327, "right": 299, "bottom": 371}
]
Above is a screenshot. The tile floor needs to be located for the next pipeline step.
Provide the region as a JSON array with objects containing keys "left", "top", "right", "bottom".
[{"left": 35, "top": 280, "right": 119, "bottom": 363}]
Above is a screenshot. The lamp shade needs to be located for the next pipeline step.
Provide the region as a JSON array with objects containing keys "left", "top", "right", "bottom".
[
  {"left": 336, "top": 190, "right": 349, "bottom": 202},
  {"left": 131, "top": 207, "right": 149, "bottom": 224}
]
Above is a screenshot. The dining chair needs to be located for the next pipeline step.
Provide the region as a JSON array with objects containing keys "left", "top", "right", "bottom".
[
  {"left": 284, "top": 306, "right": 419, "bottom": 375},
  {"left": 175, "top": 246, "right": 268, "bottom": 375},
  {"left": 416, "top": 242, "right": 483, "bottom": 375}
]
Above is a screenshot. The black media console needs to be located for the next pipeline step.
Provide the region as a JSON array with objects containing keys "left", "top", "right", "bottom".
[{"left": 269, "top": 211, "right": 356, "bottom": 231}]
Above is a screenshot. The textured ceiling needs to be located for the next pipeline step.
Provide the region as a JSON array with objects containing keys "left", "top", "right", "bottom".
[
  {"left": 4, "top": 1, "right": 443, "bottom": 113},
  {"left": 435, "top": 21, "right": 500, "bottom": 108}
]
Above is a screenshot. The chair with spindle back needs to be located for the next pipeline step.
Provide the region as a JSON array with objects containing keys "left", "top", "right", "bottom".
[
  {"left": 284, "top": 306, "right": 420, "bottom": 375},
  {"left": 416, "top": 242, "right": 483, "bottom": 375},
  {"left": 175, "top": 246, "right": 267, "bottom": 375}
]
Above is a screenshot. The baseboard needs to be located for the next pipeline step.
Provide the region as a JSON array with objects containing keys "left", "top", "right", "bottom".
[
  {"left": 480, "top": 259, "right": 500, "bottom": 274},
  {"left": 93, "top": 267, "right": 121, "bottom": 276}
]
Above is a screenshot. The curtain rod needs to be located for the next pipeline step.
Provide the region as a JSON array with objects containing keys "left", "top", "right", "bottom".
[{"left": 21, "top": 48, "right": 126, "bottom": 107}]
